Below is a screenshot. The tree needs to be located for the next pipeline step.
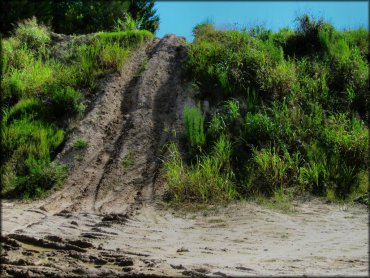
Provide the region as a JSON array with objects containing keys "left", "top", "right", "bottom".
[
  {"left": 128, "top": 0, "right": 159, "bottom": 33},
  {"left": 0, "top": 0, "right": 159, "bottom": 35}
]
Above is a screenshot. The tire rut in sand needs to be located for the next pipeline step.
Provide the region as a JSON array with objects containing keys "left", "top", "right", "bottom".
[{"left": 94, "top": 35, "right": 188, "bottom": 215}]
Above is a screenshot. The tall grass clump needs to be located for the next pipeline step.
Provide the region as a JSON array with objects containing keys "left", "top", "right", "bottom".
[
  {"left": 183, "top": 105, "right": 206, "bottom": 149},
  {"left": 164, "top": 139, "right": 237, "bottom": 204}
]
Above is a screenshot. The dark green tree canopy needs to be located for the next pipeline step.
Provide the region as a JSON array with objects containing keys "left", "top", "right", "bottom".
[
  {"left": 0, "top": 0, "right": 159, "bottom": 35},
  {"left": 128, "top": 0, "right": 159, "bottom": 33}
]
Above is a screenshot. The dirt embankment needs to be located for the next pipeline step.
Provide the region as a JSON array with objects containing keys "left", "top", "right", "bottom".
[{"left": 1, "top": 35, "right": 368, "bottom": 277}]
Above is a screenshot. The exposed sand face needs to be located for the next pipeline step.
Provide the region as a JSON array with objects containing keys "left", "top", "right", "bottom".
[{"left": 1, "top": 35, "right": 368, "bottom": 277}]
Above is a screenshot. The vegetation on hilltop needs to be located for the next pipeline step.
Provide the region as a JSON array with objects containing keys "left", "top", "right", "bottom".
[{"left": 165, "top": 15, "right": 369, "bottom": 204}]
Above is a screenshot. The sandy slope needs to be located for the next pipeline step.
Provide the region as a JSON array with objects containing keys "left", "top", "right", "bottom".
[{"left": 1, "top": 35, "right": 368, "bottom": 277}]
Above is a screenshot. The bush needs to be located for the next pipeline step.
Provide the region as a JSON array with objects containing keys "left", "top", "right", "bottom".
[
  {"left": 114, "top": 14, "right": 142, "bottom": 32},
  {"left": 244, "top": 112, "right": 275, "bottom": 145},
  {"left": 2, "top": 98, "right": 45, "bottom": 125},
  {"left": 13, "top": 159, "right": 67, "bottom": 198},
  {"left": 13, "top": 17, "right": 51, "bottom": 50},
  {"left": 48, "top": 86, "right": 83, "bottom": 117}
]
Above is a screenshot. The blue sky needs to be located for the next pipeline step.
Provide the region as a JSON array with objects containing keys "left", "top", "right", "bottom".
[{"left": 155, "top": 1, "right": 369, "bottom": 41}]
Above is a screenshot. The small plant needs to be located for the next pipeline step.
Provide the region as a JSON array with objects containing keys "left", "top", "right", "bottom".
[
  {"left": 183, "top": 105, "right": 206, "bottom": 148},
  {"left": 114, "top": 14, "right": 142, "bottom": 32},
  {"left": 73, "top": 138, "right": 88, "bottom": 149},
  {"left": 224, "top": 99, "right": 240, "bottom": 120},
  {"left": 208, "top": 112, "right": 226, "bottom": 137},
  {"left": 121, "top": 151, "right": 135, "bottom": 173}
]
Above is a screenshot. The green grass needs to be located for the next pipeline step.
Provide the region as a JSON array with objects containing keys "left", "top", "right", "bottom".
[
  {"left": 164, "top": 140, "right": 237, "bottom": 205},
  {"left": 183, "top": 105, "right": 206, "bottom": 149},
  {"left": 73, "top": 138, "right": 88, "bottom": 150},
  {"left": 96, "top": 30, "right": 154, "bottom": 48}
]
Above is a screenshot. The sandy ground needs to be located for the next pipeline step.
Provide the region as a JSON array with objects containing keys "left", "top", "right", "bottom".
[
  {"left": 1, "top": 35, "right": 368, "bottom": 277},
  {"left": 1, "top": 199, "right": 368, "bottom": 276}
]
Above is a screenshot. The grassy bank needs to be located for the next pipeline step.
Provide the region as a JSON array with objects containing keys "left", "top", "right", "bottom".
[
  {"left": 165, "top": 15, "right": 368, "bottom": 205},
  {"left": 1, "top": 17, "right": 153, "bottom": 198}
]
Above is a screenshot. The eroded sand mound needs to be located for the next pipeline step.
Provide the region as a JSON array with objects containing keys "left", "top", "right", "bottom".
[{"left": 1, "top": 35, "right": 368, "bottom": 277}]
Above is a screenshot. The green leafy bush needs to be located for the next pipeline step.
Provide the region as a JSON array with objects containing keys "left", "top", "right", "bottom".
[
  {"left": 13, "top": 159, "right": 67, "bottom": 199},
  {"left": 13, "top": 17, "right": 51, "bottom": 50},
  {"left": 48, "top": 86, "right": 83, "bottom": 117}
]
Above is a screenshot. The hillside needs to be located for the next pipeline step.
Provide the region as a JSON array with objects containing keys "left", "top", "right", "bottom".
[{"left": 1, "top": 16, "right": 369, "bottom": 277}]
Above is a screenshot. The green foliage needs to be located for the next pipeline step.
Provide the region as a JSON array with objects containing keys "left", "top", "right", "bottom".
[
  {"left": 247, "top": 146, "right": 301, "bottom": 195},
  {"left": 98, "top": 42, "right": 129, "bottom": 71},
  {"left": 2, "top": 98, "right": 45, "bottom": 125},
  {"left": 13, "top": 17, "right": 50, "bottom": 49},
  {"left": 128, "top": 0, "right": 159, "bottom": 33},
  {"left": 114, "top": 14, "right": 142, "bottom": 32},
  {"left": 12, "top": 159, "right": 67, "bottom": 199},
  {"left": 48, "top": 86, "right": 84, "bottom": 117},
  {"left": 183, "top": 105, "right": 206, "bottom": 148},
  {"left": 164, "top": 141, "right": 237, "bottom": 204},
  {"left": 208, "top": 112, "right": 226, "bottom": 137},
  {"left": 173, "top": 15, "right": 369, "bottom": 204},
  {"left": 1, "top": 0, "right": 159, "bottom": 35},
  {"left": 187, "top": 24, "right": 295, "bottom": 99}
]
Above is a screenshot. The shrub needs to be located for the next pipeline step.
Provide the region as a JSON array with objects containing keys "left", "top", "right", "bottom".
[
  {"left": 13, "top": 159, "right": 67, "bottom": 198},
  {"left": 244, "top": 112, "right": 275, "bottom": 145},
  {"left": 183, "top": 105, "right": 206, "bottom": 148},
  {"left": 321, "top": 113, "right": 368, "bottom": 168},
  {"left": 1, "top": 117, "right": 64, "bottom": 159},
  {"left": 13, "top": 17, "right": 51, "bottom": 50},
  {"left": 250, "top": 146, "right": 289, "bottom": 194},
  {"left": 48, "top": 86, "right": 83, "bottom": 117},
  {"left": 224, "top": 99, "right": 240, "bottom": 121},
  {"left": 208, "top": 112, "right": 226, "bottom": 137}
]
